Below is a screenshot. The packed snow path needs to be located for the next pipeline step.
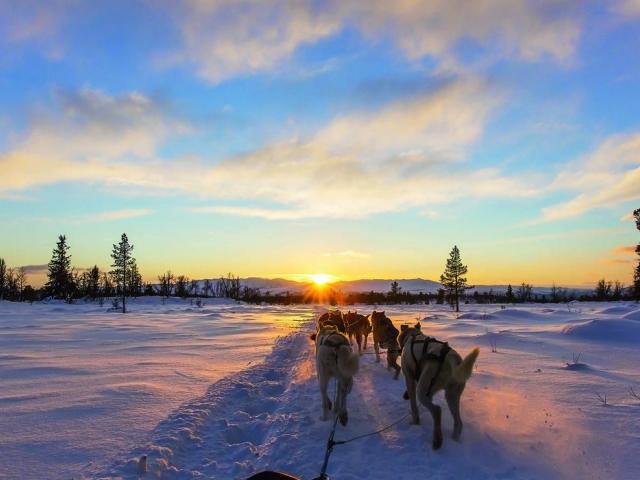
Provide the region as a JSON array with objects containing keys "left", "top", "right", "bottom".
[{"left": 99, "top": 303, "right": 640, "bottom": 480}]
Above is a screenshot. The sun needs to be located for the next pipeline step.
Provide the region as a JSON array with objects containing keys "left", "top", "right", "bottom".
[{"left": 308, "top": 273, "right": 334, "bottom": 286}]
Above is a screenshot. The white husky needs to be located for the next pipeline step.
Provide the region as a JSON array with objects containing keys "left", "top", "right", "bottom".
[{"left": 312, "top": 325, "right": 360, "bottom": 426}]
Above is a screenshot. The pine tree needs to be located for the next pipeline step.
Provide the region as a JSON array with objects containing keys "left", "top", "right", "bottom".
[
  {"left": 505, "top": 284, "right": 514, "bottom": 303},
  {"left": 45, "top": 235, "right": 73, "bottom": 300},
  {"left": 15, "top": 267, "right": 27, "bottom": 301},
  {"left": 0, "top": 258, "right": 6, "bottom": 300},
  {"left": 129, "top": 262, "right": 142, "bottom": 297},
  {"left": 87, "top": 265, "right": 100, "bottom": 299},
  {"left": 633, "top": 208, "right": 640, "bottom": 302},
  {"left": 440, "top": 245, "right": 472, "bottom": 312},
  {"left": 110, "top": 233, "right": 135, "bottom": 313}
]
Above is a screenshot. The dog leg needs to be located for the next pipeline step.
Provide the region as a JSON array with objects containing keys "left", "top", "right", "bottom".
[
  {"left": 356, "top": 334, "right": 363, "bottom": 354},
  {"left": 364, "top": 334, "right": 369, "bottom": 350},
  {"left": 446, "top": 385, "right": 464, "bottom": 441},
  {"left": 338, "top": 380, "right": 349, "bottom": 426},
  {"left": 405, "top": 379, "right": 420, "bottom": 425},
  {"left": 374, "top": 342, "right": 381, "bottom": 363},
  {"left": 424, "top": 398, "right": 443, "bottom": 450},
  {"left": 319, "top": 373, "right": 331, "bottom": 421},
  {"left": 388, "top": 351, "right": 401, "bottom": 380}
]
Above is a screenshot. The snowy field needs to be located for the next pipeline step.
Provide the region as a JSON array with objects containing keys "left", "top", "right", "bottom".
[
  {"left": 1, "top": 301, "right": 640, "bottom": 479},
  {"left": 0, "top": 299, "right": 314, "bottom": 480}
]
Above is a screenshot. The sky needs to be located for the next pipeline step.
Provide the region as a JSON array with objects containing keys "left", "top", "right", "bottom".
[{"left": 1, "top": 0, "right": 640, "bottom": 288}]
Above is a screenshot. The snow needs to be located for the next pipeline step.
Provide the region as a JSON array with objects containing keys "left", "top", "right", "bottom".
[
  {"left": 1, "top": 301, "right": 639, "bottom": 479},
  {"left": 0, "top": 298, "right": 314, "bottom": 480}
]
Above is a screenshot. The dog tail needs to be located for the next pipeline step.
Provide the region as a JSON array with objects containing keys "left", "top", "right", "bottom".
[
  {"left": 453, "top": 347, "right": 479, "bottom": 383},
  {"left": 337, "top": 345, "right": 359, "bottom": 377}
]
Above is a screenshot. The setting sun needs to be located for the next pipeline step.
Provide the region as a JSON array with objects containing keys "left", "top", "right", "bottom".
[{"left": 308, "top": 273, "right": 335, "bottom": 286}]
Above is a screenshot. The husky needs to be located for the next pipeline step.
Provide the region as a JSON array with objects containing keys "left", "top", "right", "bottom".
[
  {"left": 343, "top": 311, "right": 371, "bottom": 353},
  {"left": 369, "top": 311, "right": 401, "bottom": 379},
  {"left": 317, "top": 310, "right": 346, "bottom": 333},
  {"left": 399, "top": 323, "right": 479, "bottom": 450},
  {"left": 312, "top": 325, "right": 359, "bottom": 426}
]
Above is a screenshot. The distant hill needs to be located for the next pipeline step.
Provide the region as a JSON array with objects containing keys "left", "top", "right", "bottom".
[{"left": 192, "top": 277, "right": 590, "bottom": 296}]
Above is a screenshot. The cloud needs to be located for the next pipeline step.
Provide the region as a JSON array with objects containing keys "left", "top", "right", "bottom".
[
  {"left": 0, "top": 88, "right": 190, "bottom": 196},
  {"left": 2, "top": 81, "right": 539, "bottom": 219},
  {"left": 18, "top": 264, "right": 48, "bottom": 274},
  {"left": 612, "top": 245, "right": 637, "bottom": 255},
  {"left": 190, "top": 206, "right": 309, "bottom": 220},
  {"left": 0, "top": 0, "right": 70, "bottom": 61},
  {"left": 166, "top": 0, "right": 581, "bottom": 83},
  {"left": 94, "top": 209, "right": 153, "bottom": 221},
  {"left": 613, "top": 0, "right": 640, "bottom": 17},
  {"left": 539, "top": 133, "right": 640, "bottom": 222}
]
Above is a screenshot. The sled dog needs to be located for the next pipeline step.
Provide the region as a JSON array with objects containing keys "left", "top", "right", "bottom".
[
  {"left": 343, "top": 311, "right": 371, "bottom": 353},
  {"left": 369, "top": 311, "right": 401, "bottom": 379},
  {"left": 317, "top": 310, "right": 346, "bottom": 333},
  {"left": 399, "top": 323, "right": 479, "bottom": 450},
  {"left": 313, "top": 325, "right": 359, "bottom": 426}
]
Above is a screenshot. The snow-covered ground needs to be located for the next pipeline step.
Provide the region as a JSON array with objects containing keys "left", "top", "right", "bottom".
[
  {"left": 2, "top": 301, "right": 639, "bottom": 479},
  {"left": 0, "top": 298, "right": 314, "bottom": 480}
]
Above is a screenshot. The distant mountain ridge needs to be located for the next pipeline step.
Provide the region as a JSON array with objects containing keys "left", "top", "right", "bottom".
[{"left": 197, "top": 277, "right": 590, "bottom": 295}]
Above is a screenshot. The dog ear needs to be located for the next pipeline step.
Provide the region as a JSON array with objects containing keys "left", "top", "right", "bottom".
[
  {"left": 401, "top": 324, "right": 408, "bottom": 331},
  {"left": 415, "top": 322, "right": 421, "bottom": 329}
]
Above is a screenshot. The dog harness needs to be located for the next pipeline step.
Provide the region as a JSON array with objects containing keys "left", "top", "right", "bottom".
[
  {"left": 407, "top": 334, "right": 451, "bottom": 396},
  {"left": 319, "top": 333, "right": 350, "bottom": 350},
  {"left": 379, "top": 321, "right": 400, "bottom": 351}
]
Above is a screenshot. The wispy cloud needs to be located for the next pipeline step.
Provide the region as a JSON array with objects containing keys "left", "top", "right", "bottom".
[
  {"left": 190, "top": 206, "right": 309, "bottom": 220},
  {"left": 18, "top": 264, "right": 48, "bottom": 274},
  {"left": 94, "top": 209, "right": 154, "bottom": 222},
  {"left": 613, "top": 0, "right": 640, "bottom": 17},
  {"left": 164, "top": 0, "right": 581, "bottom": 83},
  {"left": 3, "top": 81, "right": 540, "bottom": 220},
  {"left": 538, "top": 133, "right": 640, "bottom": 222},
  {"left": 33, "top": 209, "right": 154, "bottom": 224},
  {"left": 612, "top": 245, "right": 637, "bottom": 255}
]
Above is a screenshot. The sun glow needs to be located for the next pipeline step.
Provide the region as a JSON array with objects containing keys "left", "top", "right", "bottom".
[{"left": 308, "top": 273, "right": 334, "bottom": 286}]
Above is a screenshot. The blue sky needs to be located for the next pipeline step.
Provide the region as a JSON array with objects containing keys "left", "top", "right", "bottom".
[{"left": 1, "top": 0, "right": 639, "bottom": 287}]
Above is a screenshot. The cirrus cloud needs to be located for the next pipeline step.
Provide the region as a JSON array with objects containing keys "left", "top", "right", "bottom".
[{"left": 165, "top": 0, "right": 581, "bottom": 83}]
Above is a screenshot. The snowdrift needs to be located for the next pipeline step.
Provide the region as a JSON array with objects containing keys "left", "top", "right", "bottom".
[{"left": 561, "top": 318, "right": 640, "bottom": 342}]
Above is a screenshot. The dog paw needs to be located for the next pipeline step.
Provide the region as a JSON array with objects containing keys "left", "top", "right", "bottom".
[
  {"left": 432, "top": 433, "right": 443, "bottom": 450},
  {"left": 339, "top": 412, "right": 348, "bottom": 426},
  {"left": 410, "top": 418, "right": 420, "bottom": 425},
  {"left": 403, "top": 391, "right": 409, "bottom": 400}
]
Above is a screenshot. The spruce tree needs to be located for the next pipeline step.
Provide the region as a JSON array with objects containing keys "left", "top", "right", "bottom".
[
  {"left": 88, "top": 265, "right": 100, "bottom": 299},
  {"left": 110, "top": 233, "right": 135, "bottom": 313},
  {"left": 45, "top": 235, "right": 73, "bottom": 300},
  {"left": 0, "top": 258, "right": 6, "bottom": 300},
  {"left": 440, "top": 245, "right": 472, "bottom": 312},
  {"left": 505, "top": 284, "right": 514, "bottom": 303}
]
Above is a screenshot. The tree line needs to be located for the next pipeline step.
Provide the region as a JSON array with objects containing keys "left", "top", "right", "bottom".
[
  {"left": 0, "top": 233, "right": 244, "bottom": 310},
  {"left": 1, "top": 208, "right": 639, "bottom": 308}
]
